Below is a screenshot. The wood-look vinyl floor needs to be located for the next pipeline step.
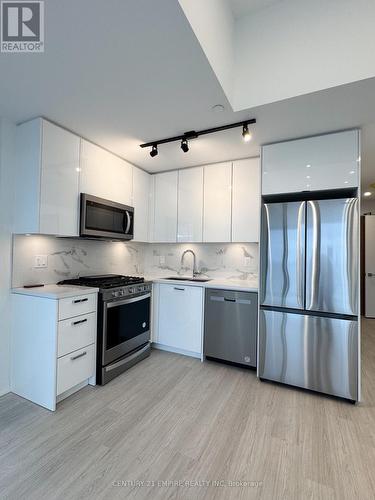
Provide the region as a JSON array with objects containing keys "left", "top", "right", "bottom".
[{"left": 1, "top": 319, "right": 375, "bottom": 499}]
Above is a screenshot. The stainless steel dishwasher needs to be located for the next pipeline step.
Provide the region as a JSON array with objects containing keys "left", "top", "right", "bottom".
[{"left": 204, "top": 289, "right": 258, "bottom": 367}]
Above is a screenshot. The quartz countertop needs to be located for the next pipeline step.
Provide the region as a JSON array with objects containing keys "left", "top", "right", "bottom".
[
  {"left": 12, "top": 284, "right": 99, "bottom": 299},
  {"left": 146, "top": 276, "right": 258, "bottom": 292}
]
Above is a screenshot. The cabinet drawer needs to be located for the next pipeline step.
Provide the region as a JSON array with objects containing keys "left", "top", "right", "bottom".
[
  {"left": 58, "top": 294, "right": 96, "bottom": 320},
  {"left": 57, "top": 312, "right": 96, "bottom": 357},
  {"left": 57, "top": 344, "right": 95, "bottom": 396}
]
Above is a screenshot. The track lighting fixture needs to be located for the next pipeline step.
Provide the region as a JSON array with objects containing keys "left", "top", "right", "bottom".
[
  {"left": 181, "top": 138, "right": 189, "bottom": 153},
  {"left": 141, "top": 118, "right": 256, "bottom": 157},
  {"left": 150, "top": 144, "right": 158, "bottom": 157},
  {"left": 242, "top": 123, "right": 251, "bottom": 142}
]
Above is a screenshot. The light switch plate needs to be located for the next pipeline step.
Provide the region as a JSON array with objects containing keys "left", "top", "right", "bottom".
[
  {"left": 34, "top": 255, "right": 48, "bottom": 268},
  {"left": 159, "top": 255, "right": 166, "bottom": 265}
]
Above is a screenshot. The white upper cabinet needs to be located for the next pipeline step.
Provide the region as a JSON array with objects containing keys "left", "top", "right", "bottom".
[
  {"left": 15, "top": 118, "right": 80, "bottom": 236},
  {"left": 203, "top": 162, "right": 232, "bottom": 242},
  {"left": 261, "top": 130, "right": 360, "bottom": 195},
  {"left": 151, "top": 171, "right": 178, "bottom": 242},
  {"left": 80, "top": 140, "right": 133, "bottom": 205},
  {"left": 133, "top": 167, "right": 151, "bottom": 242},
  {"left": 40, "top": 122, "right": 81, "bottom": 236},
  {"left": 232, "top": 158, "right": 260, "bottom": 242},
  {"left": 177, "top": 167, "right": 203, "bottom": 242}
]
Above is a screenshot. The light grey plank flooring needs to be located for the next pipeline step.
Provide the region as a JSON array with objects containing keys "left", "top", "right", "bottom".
[{"left": 1, "top": 319, "right": 375, "bottom": 499}]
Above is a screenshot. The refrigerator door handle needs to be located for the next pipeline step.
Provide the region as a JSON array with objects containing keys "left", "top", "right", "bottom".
[
  {"left": 306, "top": 200, "right": 321, "bottom": 310},
  {"left": 296, "top": 202, "right": 306, "bottom": 308}
]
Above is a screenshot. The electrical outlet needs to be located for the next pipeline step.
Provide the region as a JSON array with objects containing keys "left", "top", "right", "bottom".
[
  {"left": 159, "top": 255, "right": 166, "bottom": 265},
  {"left": 34, "top": 255, "right": 48, "bottom": 269},
  {"left": 244, "top": 257, "right": 252, "bottom": 267}
]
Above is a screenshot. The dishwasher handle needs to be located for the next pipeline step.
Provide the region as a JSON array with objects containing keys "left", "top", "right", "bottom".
[{"left": 210, "top": 296, "right": 251, "bottom": 305}]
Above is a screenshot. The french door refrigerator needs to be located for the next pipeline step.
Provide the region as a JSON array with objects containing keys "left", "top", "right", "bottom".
[{"left": 259, "top": 198, "right": 359, "bottom": 401}]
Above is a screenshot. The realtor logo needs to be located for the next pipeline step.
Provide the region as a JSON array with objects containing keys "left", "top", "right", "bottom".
[{"left": 1, "top": 1, "right": 44, "bottom": 52}]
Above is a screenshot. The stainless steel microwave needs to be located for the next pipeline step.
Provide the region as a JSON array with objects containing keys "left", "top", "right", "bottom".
[{"left": 80, "top": 194, "right": 134, "bottom": 240}]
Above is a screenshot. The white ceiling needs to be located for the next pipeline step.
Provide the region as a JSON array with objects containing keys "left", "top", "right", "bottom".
[
  {"left": 229, "top": 0, "right": 283, "bottom": 18},
  {"left": 0, "top": 0, "right": 374, "bottom": 192}
]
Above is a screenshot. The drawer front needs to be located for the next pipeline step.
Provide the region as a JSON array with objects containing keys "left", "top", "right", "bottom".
[
  {"left": 58, "top": 294, "right": 97, "bottom": 320},
  {"left": 57, "top": 344, "right": 95, "bottom": 396},
  {"left": 58, "top": 312, "right": 96, "bottom": 358}
]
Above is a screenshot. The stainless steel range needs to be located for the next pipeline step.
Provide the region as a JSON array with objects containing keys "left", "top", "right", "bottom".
[{"left": 58, "top": 275, "right": 152, "bottom": 385}]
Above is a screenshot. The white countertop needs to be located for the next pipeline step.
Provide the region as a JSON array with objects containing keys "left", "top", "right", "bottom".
[
  {"left": 146, "top": 276, "right": 258, "bottom": 292},
  {"left": 12, "top": 284, "right": 99, "bottom": 299}
]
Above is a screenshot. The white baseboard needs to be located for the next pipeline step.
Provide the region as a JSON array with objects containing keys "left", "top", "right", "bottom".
[
  {"left": 152, "top": 342, "right": 201, "bottom": 359},
  {"left": 0, "top": 388, "right": 10, "bottom": 398}
]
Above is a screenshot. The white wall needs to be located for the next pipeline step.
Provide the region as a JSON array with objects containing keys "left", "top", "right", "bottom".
[
  {"left": 362, "top": 198, "right": 375, "bottom": 215},
  {"left": 0, "top": 119, "right": 15, "bottom": 396},
  {"left": 233, "top": 0, "right": 375, "bottom": 110},
  {"left": 178, "top": 0, "right": 235, "bottom": 102}
]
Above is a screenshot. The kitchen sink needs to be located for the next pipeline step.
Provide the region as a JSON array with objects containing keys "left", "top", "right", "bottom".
[{"left": 165, "top": 276, "right": 211, "bottom": 282}]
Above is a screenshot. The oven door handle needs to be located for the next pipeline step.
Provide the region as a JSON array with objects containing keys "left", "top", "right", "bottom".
[
  {"left": 105, "top": 344, "right": 150, "bottom": 372},
  {"left": 106, "top": 293, "right": 151, "bottom": 308}
]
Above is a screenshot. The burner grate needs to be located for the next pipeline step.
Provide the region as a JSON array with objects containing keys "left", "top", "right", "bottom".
[{"left": 57, "top": 274, "right": 145, "bottom": 288}]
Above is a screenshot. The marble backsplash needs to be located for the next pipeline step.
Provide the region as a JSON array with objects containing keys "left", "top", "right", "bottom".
[
  {"left": 12, "top": 235, "right": 146, "bottom": 287},
  {"left": 12, "top": 235, "right": 258, "bottom": 287},
  {"left": 143, "top": 243, "right": 258, "bottom": 281}
]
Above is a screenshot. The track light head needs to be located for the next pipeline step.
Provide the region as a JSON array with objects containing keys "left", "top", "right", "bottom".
[
  {"left": 150, "top": 144, "right": 158, "bottom": 157},
  {"left": 242, "top": 123, "right": 252, "bottom": 142},
  {"left": 181, "top": 138, "right": 189, "bottom": 153}
]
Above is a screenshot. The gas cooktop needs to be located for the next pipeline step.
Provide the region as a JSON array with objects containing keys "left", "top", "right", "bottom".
[{"left": 57, "top": 274, "right": 145, "bottom": 289}]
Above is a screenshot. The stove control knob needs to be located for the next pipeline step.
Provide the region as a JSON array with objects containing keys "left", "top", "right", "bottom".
[{"left": 129, "top": 287, "right": 134, "bottom": 294}]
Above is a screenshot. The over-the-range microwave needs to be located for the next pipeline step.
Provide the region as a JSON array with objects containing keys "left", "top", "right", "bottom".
[{"left": 80, "top": 193, "right": 134, "bottom": 241}]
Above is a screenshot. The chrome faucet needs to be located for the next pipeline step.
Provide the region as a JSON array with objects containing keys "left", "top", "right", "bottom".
[{"left": 181, "top": 249, "right": 198, "bottom": 278}]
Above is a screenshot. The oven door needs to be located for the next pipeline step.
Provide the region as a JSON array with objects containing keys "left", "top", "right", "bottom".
[
  {"left": 102, "top": 293, "right": 151, "bottom": 366},
  {"left": 80, "top": 193, "right": 134, "bottom": 240}
]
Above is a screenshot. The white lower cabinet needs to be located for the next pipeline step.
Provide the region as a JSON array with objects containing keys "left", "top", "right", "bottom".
[
  {"left": 11, "top": 291, "right": 98, "bottom": 411},
  {"left": 57, "top": 312, "right": 96, "bottom": 357},
  {"left": 57, "top": 344, "right": 96, "bottom": 396},
  {"left": 154, "top": 284, "right": 204, "bottom": 356}
]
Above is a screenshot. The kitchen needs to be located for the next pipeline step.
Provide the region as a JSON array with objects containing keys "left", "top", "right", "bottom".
[{"left": 1, "top": 1, "right": 375, "bottom": 499}]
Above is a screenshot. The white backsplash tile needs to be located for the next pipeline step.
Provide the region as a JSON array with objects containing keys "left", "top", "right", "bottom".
[
  {"left": 144, "top": 243, "right": 258, "bottom": 281},
  {"left": 12, "top": 236, "right": 258, "bottom": 287},
  {"left": 12, "top": 235, "right": 146, "bottom": 287}
]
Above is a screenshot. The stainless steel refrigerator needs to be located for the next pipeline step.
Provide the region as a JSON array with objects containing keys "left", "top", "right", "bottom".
[{"left": 259, "top": 198, "right": 359, "bottom": 401}]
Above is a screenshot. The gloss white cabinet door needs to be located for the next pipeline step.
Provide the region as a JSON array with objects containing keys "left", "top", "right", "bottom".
[
  {"left": 203, "top": 162, "right": 232, "bottom": 242},
  {"left": 14, "top": 118, "right": 80, "bottom": 236},
  {"left": 156, "top": 284, "right": 203, "bottom": 355},
  {"left": 40, "top": 121, "right": 81, "bottom": 236},
  {"left": 133, "top": 167, "right": 151, "bottom": 242},
  {"left": 177, "top": 167, "right": 203, "bottom": 242},
  {"left": 232, "top": 158, "right": 260, "bottom": 242},
  {"left": 261, "top": 130, "right": 360, "bottom": 195},
  {"left": 80, "top": 140, "right": 133, "bottom": 205},
  {"left": 152, "top": 171, "right": 178, "bottom": 242}
]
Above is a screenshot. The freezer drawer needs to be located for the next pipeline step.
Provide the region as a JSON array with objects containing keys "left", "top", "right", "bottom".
[
  {"left": 204, "top": 289, "right": 257, "bottom": 367},
  {"left": 261, "top": 201, "right": 305, "bottom": 309},
  {"left": 306, "top": 198, "right": 358, "bottom": 315},
  {"left": 258, "top": 309, "right": 358, "bottom": 400}
]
